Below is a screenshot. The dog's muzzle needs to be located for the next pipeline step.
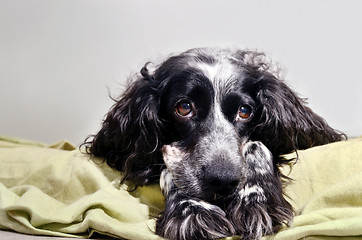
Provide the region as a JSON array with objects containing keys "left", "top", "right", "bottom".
[
  {"left": 203, "top": 155, "right": 243, "bottom": 196},
  {"left": 161, "top": 141, "right": 248, "bottom": 199}
]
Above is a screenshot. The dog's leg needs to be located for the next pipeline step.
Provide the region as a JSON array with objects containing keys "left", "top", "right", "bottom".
[
  {"left": 228, "top": 141, "right": 293, "bottom": 240},
  {"left": 157, "top": 169, "right": 235, "bottom": 240}
]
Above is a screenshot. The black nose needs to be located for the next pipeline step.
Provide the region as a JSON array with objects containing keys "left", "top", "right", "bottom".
[{"left": 204, "top": 161, "right": 240, "bottom": 196}]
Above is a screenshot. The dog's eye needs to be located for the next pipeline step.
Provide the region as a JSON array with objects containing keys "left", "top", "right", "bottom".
[
  {"left": 175, "top": 101, "right": 194, "bottom": 118},
  {"left": 237, "top": 105, "right": 252, "bottom": 120}
]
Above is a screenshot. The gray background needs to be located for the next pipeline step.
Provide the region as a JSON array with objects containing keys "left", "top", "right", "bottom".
[{"left": 1, "top": 0, "right": 361, "bottom": 145}]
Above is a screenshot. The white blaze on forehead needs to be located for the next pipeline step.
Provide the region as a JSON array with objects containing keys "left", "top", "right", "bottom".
[
  {"left": 162, "top": 145, "right": 186, "bottom": 168},
  {"left": 196, "top": 60, "right": 239, "bottom": 92}
]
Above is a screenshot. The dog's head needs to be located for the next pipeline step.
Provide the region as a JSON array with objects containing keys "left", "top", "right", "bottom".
[{"left": 86, "top": 48, "right": 344, "bottom": 198}]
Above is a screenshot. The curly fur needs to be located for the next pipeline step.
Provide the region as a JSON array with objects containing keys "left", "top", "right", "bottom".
[{"left": 84, "top": 48, "right": 345, "bottom": 240}]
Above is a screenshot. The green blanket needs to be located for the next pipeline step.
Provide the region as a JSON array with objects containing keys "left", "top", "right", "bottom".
[{"left": 0, "top": 136, "right": 362, "bottom": 240}]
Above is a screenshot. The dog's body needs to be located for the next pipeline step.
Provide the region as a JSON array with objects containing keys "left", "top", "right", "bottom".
[{"left": 86, "top": 48, "right": 344, "bottom": 239}]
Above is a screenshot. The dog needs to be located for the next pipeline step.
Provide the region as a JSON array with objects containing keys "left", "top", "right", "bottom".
[{"left": 85, "top": 48, "right": 344, "bottom": 240}]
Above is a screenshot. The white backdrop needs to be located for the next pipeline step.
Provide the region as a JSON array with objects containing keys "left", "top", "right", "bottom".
[{"left": 1, "top": 0, "right": 361, "bottom": 145}]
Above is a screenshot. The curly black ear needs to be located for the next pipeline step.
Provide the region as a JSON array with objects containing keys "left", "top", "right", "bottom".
[
  {"left": 85, "top": 67, "right": 164, "bottom": 186},
  {"left": 238, "top": 51, "right": 346, "bottom": 156},
  {"left": 254, "top": 76, "right": 345, "bottom": 156}
]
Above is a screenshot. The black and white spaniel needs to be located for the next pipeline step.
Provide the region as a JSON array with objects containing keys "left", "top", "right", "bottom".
[{"left": 85, "top": 48, "right": 344, "bottom": 240}]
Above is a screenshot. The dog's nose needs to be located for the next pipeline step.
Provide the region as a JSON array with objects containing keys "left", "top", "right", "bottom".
[{"left": 204, "top": 162, "right": 240, "bottom": 196}]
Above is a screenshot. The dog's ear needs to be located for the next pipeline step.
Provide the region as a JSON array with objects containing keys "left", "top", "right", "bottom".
[
  {"left": 254, "top": 77, "right": 344, "bottom": 155},
  {"left": 85, "top": 66, "right": 164, "bottom": 186},
  {"left": 238, "top": 51, "right": 345, "bottom": 156}
]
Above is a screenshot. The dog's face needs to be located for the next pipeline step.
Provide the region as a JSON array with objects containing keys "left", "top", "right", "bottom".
[
  {"left": 87, "top": 48, "right": 344, "bottom": 239},
  {"left": 88, "top": 47, "right": 343, "bottom": 188},
  {"left": 157, "top": 51, "right": 258, "bottom": 200}
]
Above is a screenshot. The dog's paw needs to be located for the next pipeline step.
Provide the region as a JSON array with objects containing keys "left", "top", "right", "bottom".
[
  {"left": 229, "top": 141, "right": 293, "bottom": 239},
  {"left": 156, "top": 199, "right": 235, "bottom": 240},
  {"left": 229, "top": 197, "right": 293, "bottom": 240},
  {"left": 226, "top": 186, "right": 271, "bottom": 240}
]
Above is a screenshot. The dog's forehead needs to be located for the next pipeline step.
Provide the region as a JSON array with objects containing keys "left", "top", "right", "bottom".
[
  {"left": 197, "top": 60, "right": 238, "bottom": 83},
  {"left": 189, "top": 52, "right": 243, "bottom": 97}
]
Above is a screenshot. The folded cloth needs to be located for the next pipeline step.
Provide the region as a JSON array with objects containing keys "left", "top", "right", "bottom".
[
  {"left": 0, "top": 137, "right": 164, "bottom": 239},
  {"left": 0, "top": 136, "right": 362, "bottom": 240},
  {"left": 268, "top": 137, "right": 362, "bottom": 240}
]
